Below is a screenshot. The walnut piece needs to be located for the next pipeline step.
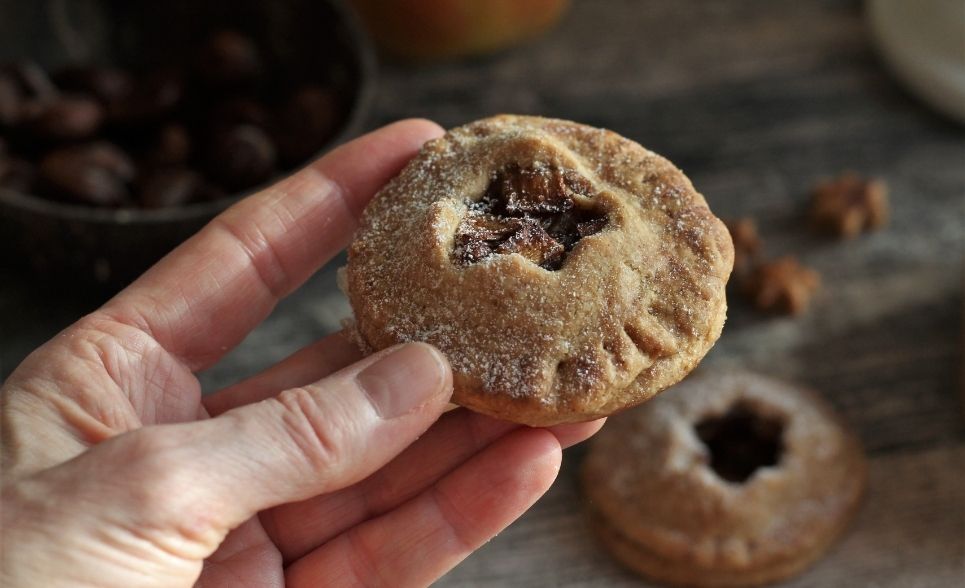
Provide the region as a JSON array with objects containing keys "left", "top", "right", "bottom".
[
  {"left": 724, "top": 217, "right": 761, "bottom": 274},
  {"left": 744, "top": 256, "right": 820, "bottom": 315},
  {"left": 453, "top": 164, "right": 607, "bottom": 270},
  {"left": 809, "top": 173, "right": 888, "bottom": 238}
]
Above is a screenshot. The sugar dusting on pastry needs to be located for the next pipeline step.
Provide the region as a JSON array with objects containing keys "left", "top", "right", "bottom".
[
  {"left": 345, "top": 115, "right": 734, "bottom": 426},
  {"left": 582, "top": 370, "right": 866, "bottom": 585}
]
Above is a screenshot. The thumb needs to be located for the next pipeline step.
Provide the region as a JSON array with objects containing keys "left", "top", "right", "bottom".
[
  {"left": 197, "top": 341, "right": 454, "bottom": 515},
  {"left": 41, "top": 342, "right": 452, "bottom": 567}
]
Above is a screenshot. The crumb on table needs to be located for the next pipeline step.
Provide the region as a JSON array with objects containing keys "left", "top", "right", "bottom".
[
  {"left": 809, "top": 173, "right": 889, "bottom": 238},
  {"left": 744, "top": 255, "right": 821, "bottom": 315}
]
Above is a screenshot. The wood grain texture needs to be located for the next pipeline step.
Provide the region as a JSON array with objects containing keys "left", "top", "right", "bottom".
[
  {"left": 437, "top": 445, "right": 965, "bottom": 587},
  {"left": 1, "top": 0, "right": 963, "bottom": 586}
]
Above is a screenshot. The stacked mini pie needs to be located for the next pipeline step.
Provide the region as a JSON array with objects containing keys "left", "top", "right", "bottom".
[{"left": 582, "top": 370, "right": 867, "bottom": 587}]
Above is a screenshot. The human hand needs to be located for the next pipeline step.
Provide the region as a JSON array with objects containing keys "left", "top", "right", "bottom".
[{"left": 0, "top": 120, "right": 605, "bottom": 588}]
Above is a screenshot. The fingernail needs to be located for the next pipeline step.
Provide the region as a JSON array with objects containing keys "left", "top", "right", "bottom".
[{"left": 357, "top": 343, "right": 450, "bottom": 419}]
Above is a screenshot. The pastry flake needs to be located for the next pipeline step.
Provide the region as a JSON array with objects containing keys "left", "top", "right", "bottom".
[
  {"left": 809, "top": 172, "right": 889, "bottom": 238},
  {"left": 744, "top": 255, "right": 820, "bottom": 315}
]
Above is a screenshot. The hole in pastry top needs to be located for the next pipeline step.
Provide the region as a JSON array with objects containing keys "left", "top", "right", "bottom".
[
  {"left": 694, "top": 402, "right": 785, "bottom": 484},
  {"left": 452, "top": 163, "right": 608, "bottom": 271}
]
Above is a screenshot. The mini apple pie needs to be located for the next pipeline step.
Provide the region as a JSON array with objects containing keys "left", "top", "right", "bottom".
[
  {"left": 582, "top": 370, "right": 866, "bottom": 586},
  {"left": 344, "top": 115, "right": 734, "bottom": 426}
]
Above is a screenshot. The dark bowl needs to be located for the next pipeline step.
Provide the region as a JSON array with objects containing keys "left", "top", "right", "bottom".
[{"left": 0, "top": 0, "right": 375, "bottom": 290}]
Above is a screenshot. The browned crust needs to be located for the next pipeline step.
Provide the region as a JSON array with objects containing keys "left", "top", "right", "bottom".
[
  {"left": 581, "top": 370, "right": 868, "bottom": 585},
  {"left": 346, "top": 115, "right": 734, "bottom": 426},
  {"left": 588, "top": 499, "right": 863, "bottom": 588}
]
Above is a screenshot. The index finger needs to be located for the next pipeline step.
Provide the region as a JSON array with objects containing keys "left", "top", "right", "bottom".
[{"left": 97, "top": 119, "right": 444, "bottom": 371}]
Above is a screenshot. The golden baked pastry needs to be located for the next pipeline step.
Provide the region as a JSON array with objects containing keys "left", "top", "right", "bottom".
[
  {"left": 344, "top": 115, "right": 733, "bottom": 426},
  {"left": 582, "top": 370, "right": 867, "bottom": 587}
]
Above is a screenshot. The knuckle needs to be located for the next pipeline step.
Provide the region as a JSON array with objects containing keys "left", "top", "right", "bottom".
[
  {"left": 212, "top": 212, "right": 293, "bottom": 300},
  {"left": 112, "top": 429, "right": 226, "bottom": 554},
  {"left": 429, "top": 485, "right": 476, "bottom": 554},
  {"left": 122, "top": 426, "right": 179, "bottom": 460},
  {"left": 72, "top": 313, "right": 150, "bottom": 359},
  {"left": 272, "top": 386, "right": 344, "bottom": 473},
  {"left": 116, "top": 429, "right": 193, "bottom": 508},
  {"left": 344, "top": 528, "right": 393, "bottom": 587}
]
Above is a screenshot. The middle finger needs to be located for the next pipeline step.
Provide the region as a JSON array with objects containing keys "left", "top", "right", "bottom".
[{"left": 261, "top": 408, "right": 605, "bottom": 563}]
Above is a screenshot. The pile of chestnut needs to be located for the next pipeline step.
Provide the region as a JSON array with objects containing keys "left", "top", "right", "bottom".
[{"left": 0, "top": 31, "right": 344, "bottom": 209}]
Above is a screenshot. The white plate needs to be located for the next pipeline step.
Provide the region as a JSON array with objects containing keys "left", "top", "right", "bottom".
[{"left": 869, "top": 0, "right": 965, "bottom": 123}]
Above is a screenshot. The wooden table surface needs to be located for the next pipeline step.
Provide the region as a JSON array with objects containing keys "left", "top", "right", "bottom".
[{"left": 2, "top": 0, "right": 963, "bottom": 586}]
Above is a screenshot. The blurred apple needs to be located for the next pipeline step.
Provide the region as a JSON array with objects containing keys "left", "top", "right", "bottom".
[{"left": 349, "top": 0, "right": 569, "bottom": 60}]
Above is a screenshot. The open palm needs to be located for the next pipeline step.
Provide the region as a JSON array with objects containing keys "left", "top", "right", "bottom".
[{"left": 1, "top": 120, "right": 603, "bottom": 587}]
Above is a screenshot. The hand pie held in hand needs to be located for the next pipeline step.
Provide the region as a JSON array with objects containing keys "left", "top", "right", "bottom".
[{"left": 345, "top": 115, "right": 734, "bottom": 426}]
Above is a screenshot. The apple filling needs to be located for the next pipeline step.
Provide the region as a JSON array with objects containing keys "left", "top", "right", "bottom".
[{"left": 453, "top": 164, "right": 607, "bottom": 270}]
